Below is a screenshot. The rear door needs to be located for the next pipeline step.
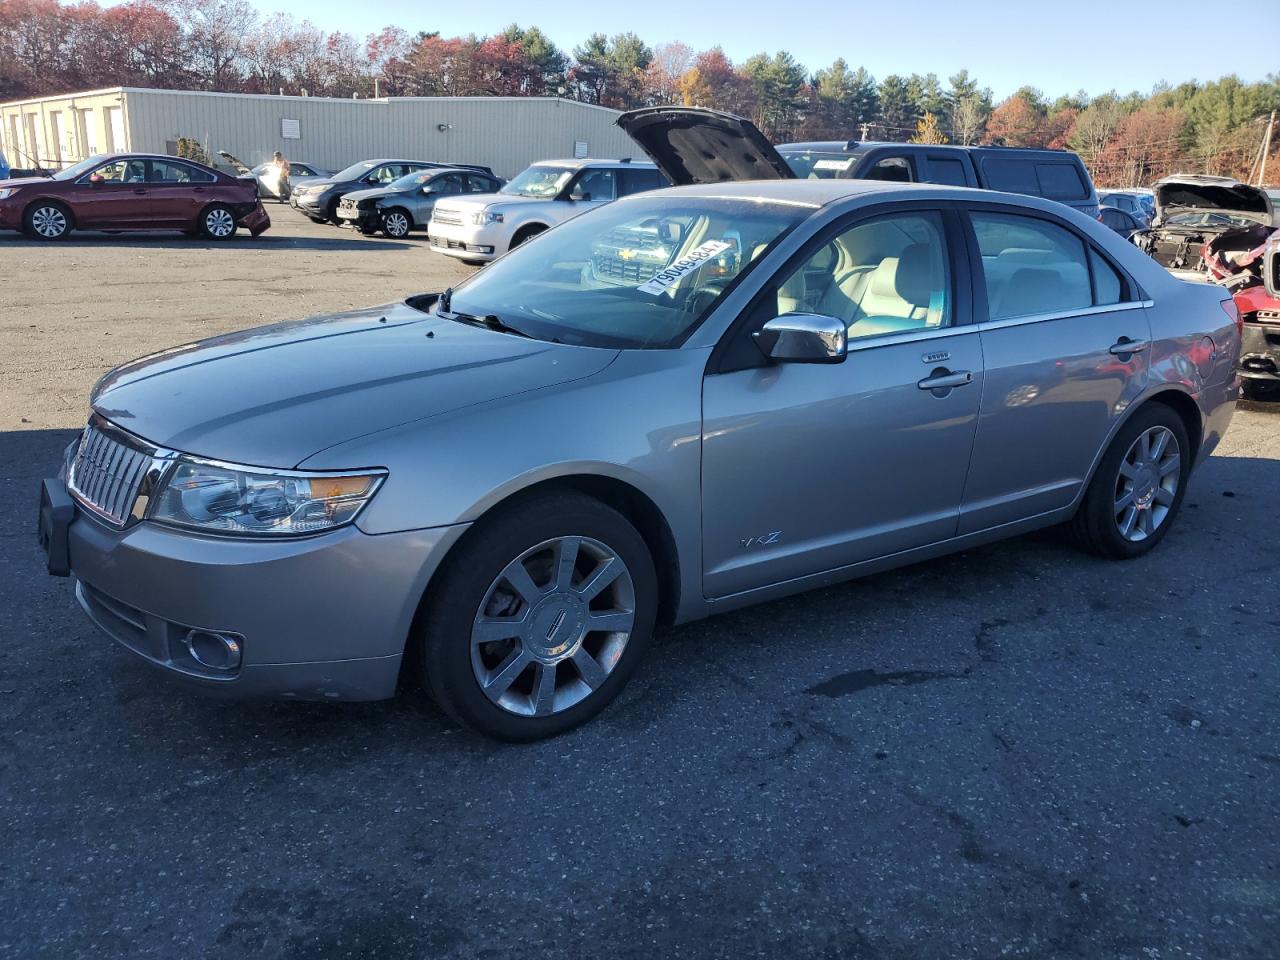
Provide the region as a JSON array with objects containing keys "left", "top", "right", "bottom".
[
  {"left": 147, "top": 159, "right": 217, "bottom": 225},
  {"left": 958, "top": 204, "right": 1151, "bottom": 533},
  {"left": 701, "top": 206, "right": 984, "bottom": 597},
  {"left": 74, "top": 157, "right": 150, "bottom": 227}
]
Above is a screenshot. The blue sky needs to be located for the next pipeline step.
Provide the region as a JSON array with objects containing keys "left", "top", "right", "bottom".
[{"left": 141, "top": 0, "right": 1280, "bottom": 98}]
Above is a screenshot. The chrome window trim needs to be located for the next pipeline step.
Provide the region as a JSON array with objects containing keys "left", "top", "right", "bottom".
[
  {"left": 844, "top": 324, "right": 973, "bottom": 353},
  {"left": 975, "top": 299, "right": 1152, "bottom": 333}
]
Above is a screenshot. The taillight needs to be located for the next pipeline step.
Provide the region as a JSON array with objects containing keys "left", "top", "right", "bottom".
[{"left": 1221, "top": 297, "right": 1242, "bottom": 336}]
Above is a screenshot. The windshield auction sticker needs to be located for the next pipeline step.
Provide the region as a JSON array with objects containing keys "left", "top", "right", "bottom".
[
  {"left": 814, "top": 158, "right": 855, "bottom": 171},
  {"left": 638, "top": 240, "right": 733, "bottom": 295}
]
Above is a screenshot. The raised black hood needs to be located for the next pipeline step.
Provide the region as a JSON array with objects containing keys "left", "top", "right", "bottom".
[
  {"left": 1153, "top": 175, "right": 1273, "bottom": 227},
  {"left": 617, "top": 107, "right": 795, "bottom": 186}
]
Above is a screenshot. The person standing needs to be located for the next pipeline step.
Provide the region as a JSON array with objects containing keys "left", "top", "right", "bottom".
[{"left": 270, "top": 151, "right": 291, "bottom": 202}]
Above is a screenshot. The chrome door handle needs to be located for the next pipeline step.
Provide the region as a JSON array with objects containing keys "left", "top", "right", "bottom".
[
  {"left": 132, "top": 188, "right": 146, "bottom": 195},
  {"left": 1109, "top": 338, "right": 1149, "bottom": 354},
  {"left": 918, "top": 369, "right": 974, "bottom": 391}
]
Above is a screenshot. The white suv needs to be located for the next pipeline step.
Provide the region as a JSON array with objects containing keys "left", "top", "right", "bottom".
[{"left": 428, "top": 158, "right": 666, "bottom": 264}]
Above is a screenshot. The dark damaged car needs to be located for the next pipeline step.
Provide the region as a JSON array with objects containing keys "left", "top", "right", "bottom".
[{"left": 1134, "top": 174, "right": 1274, "bottom": 278}]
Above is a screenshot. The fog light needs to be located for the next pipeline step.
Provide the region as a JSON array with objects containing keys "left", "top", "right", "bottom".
[
  {"left": 185, "top": 629, "right": 243, "bottom": 671},
  {"left": 466, "top": 244, "right": 494, "bottom": 254}
]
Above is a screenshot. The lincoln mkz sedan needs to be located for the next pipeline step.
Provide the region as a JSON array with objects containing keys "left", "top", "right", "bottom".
[
  {"left": 1, "top": 153, "right": 270, "bottom": 240},
  {"left": 39, "top": 112, "right": 1241, "bottom": 740}
]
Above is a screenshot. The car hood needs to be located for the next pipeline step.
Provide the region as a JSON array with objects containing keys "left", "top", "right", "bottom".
[
  {"left": 341, "top": 185, "right": 405, "bottom": 204},
  {"left": 0, "top": 176, "right": 55, "bottom": 188},
  {"left": 90, "top": 300, "right": 619, "bottom": 468},
  {"left": 617, "top": 106, "right": 795, "bottom": 185},
  {"left": 1153, "top": 176, "right": 1273, "bottom": 227},
  {"left": 433, "top": 192, "right": 544, "bottom": 214}
]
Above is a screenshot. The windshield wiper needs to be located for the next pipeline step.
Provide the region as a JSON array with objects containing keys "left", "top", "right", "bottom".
[{"left": 438, "top": 305, "right": 531, "bottom": 338}]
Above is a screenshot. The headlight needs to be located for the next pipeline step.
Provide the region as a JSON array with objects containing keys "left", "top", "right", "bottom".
[
  {"left": 0, "top": 187, "right": 18, "bottom": 200},
  {"left": 149, "top": 458, "right": 386, "bottom": 536},
  {"left": 471, "top": 210, "right": 503, "bottom": 226}
]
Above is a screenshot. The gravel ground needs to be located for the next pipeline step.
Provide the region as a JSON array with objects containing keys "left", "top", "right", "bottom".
[{"left": 1, "top": 209, "right": 1277, "bottom": 959}]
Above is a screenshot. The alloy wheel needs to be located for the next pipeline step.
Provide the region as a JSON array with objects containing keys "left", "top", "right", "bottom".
[
  {"left": 32, "top": 206, "right": 67, "bottom": 238},
  {"left": 385, "top": 212, "right": 409, "bottom": 237},
  {"left": 205, "top": 208, "right": 235, "bottom": 237},
  {"left": 470, "top": 536, "right": 635, "bottom": 718},
  {"left": 1113, "top": 425, "right": 1180, "bottom": 542}
]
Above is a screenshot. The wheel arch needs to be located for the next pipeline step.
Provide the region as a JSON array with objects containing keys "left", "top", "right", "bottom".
[
  {"left": 509, "top": 222, "right": 548, "bottom": 248},
  {"left": 24, "top": 196, "right": 75, "bottom": 228},
  {"left": 383, "top": 205, "right": 413, "bottom": 225},
  {"left": 1074, "top": 385, "right": 1204, "bottom": 507},
  {"left": 406, "top": 473, "right": 682, "bottom": 660}
]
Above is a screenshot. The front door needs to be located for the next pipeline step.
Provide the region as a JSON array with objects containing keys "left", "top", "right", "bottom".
[
  {"left": 73, "top": 157, "right": 150, "bottom": 227},
  {"left": 958, "top": 207, "right": 1151, "bottom": 533},
  {"left": 701, "top": 208, "right": 984, "bottom": 598}
]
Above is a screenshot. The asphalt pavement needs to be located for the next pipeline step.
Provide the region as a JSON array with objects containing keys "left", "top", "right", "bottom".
[{"left": 0, "top": 209, "right": 1276, "bottom": 959}]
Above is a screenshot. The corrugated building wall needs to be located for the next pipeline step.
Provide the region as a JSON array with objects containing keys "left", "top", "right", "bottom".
[{"left": 1, "top": 88, "right": 638, "bottom": 179}]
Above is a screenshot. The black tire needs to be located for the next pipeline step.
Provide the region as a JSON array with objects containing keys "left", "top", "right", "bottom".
[
  {"left": 23, "top": 201, "right": 73, "bottom": 240},
  {"left": 199, "top": 204, "right": 237, "bottom": 240},
  {"left": 381, "top": 208, "right": 412, "bottom": 239},
  {"left": 419, "top": 492, "right": 658, "bottom": 741},
  {"left": 1242, "top": 379, "right": 1279, "bottom": 402},
  {"left": 509, "top": 224, "right": 545, "bottom": 250},
  {"left": 1069, "top": 403, "right": 1191, "bottom": 559}
]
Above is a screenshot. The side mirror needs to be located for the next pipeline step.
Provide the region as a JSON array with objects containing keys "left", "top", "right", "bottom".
[
  {"left": 753, "top": 313, "right": 847, "bottom": 364},
  {"left": 89, "top": 174, "right": 104, "bottom": 185},
  {"left": 364, "top": 175, "right": 379, "bottom": 184},
  {"left": 570, "top": 190, "right": 591, "bottom": 202},
  {"left": 421, "top": 186, "right": 434, "bottom": 195}
]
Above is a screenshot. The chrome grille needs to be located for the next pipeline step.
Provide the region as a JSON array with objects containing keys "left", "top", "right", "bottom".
[
  {"left": 431, "top": 209, "right": 464, "bottom": 226},
  {"left": 68, "top": 423, "right": 153, "bottom": 526}
]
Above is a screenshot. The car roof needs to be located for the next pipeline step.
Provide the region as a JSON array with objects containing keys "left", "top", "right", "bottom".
[
  {"left": 777, "top": 141, "right": 1080, "bottom": 160},
  {"left": 526, "top": 158, "right": 656, "bottom": 170}
]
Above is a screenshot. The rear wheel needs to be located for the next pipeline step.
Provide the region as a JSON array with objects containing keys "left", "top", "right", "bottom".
[
  {"left": 1070, "top": 404, "right": 1190, "bottom": 559},
  {"left": 199, "top": 204, "right": 236, "bottom": 240},
  {"left": 419, "top": 493, "right": 657, "bottom": 741},
  {"left": 381, "top": 209, "right": 412, "bottom": 239},
  {"left": 24, "top": 201, "right": 72, "bottom": 240}
]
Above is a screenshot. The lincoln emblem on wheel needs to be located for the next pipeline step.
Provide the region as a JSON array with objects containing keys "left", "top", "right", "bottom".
[{"left": 39, "top": 109, "right": 1241, "bottom": 740}]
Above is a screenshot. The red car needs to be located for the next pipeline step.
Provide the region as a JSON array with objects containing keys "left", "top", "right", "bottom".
[
  {"left": 0, "top": 153, "right": 270, "bottom": 241},
  {"left": 1203, "top": 226, "right": 1280, "bottom": 397}
]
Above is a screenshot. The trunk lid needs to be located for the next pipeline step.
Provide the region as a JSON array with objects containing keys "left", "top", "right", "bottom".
[{"left": 616, "top": 107, "right": 795, "bottom": 186}]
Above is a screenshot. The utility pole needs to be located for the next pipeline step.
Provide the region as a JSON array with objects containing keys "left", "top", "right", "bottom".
[
  {"left": 1258, "top": 111, "right": 1275, "bottom": 187},
  {"left": 859, "top": 121, "right": 870, "bottom": 141}
]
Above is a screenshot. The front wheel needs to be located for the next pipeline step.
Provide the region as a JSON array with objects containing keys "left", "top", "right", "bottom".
[
  {"left": 381, "top": 209, "right": 412, "bottom": 239},
  {"left": 1070, "top": 404, "right": 1190, "bottom": 559},
  {"left": 419, "top": 493, "right": 657, "bottom": 741},
  {"left": 199, "top": 204, "right": 236, "bottom": 240},
  {"left": 24, "top": 202, "right": 72, "bottom": 240}
]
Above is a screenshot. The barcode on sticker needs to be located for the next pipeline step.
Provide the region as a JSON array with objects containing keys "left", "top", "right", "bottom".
[{"left": 638, "top": 240, "right": 733, "bottom": 295}]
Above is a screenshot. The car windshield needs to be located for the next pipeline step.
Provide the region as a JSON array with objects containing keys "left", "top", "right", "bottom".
[
  {"left": 52, "top": 155, "right": 107, "bottom": 181},
  {"left": 1164, "top": 211, "right": 1261, "bottom": 228},
  {"left": 500, "top": 164, "right": 575, "bottom": 198},
  {"left": 437, "top": 196, "right": 809, "bottom": 348},
  {"left": 779, "top": 149, "right": 859, "bottom": 179},
  {"left": 333, "top": 160, "right": 379, "bottom": 181},
  {"left": 391, "top": 170, "right": 435, "bottom": 190}
]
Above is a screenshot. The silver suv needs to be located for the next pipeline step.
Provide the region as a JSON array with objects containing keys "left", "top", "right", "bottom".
[{"left": 428, "top": 158, "right": 667, "bottom": 263}]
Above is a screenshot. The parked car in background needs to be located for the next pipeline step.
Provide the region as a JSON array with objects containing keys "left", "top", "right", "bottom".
[
  {"left": 1099, "top": 188, "right": 1154, "bottom": 225},
  {"left": 217, "top": 151, "right": 330, "bottom": 201},
  {"left": 337, "top": 167, "right": 504, "bottom": 238},
  {"left": 428, "top": 158, "right": 667, "bottom": 263},
  {"left": 1134, "top": 174, "right": 1275, "bottom": 278},
  {"left": 292, "top": 159, "right": 496, "bottom": 224},
  {"left": 0, "top": 153, "right": 270, "bottom": 240},
  {"left": 0, "top": 151, "right": 9, "bottom": 181},
  {"left": 1099, "top": 205, "right": 1146, "bottom": 239},
  {"left": 40, "top": 175, "right": 1239, "bottom": 740},
  {"left": 625, "top": 105, "right": 1102, "bottom": 216},
  {"left": 1202, "top": 223, "right": 1280, "bottom": 397}
]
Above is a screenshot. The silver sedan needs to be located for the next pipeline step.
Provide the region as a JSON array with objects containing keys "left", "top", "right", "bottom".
[{"left": 39, "top": 178, "right": 1241, "bottom": 740}]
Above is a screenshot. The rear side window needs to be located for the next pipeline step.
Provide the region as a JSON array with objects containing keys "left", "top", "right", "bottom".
[
  {"left": 618, "top": 168, "right": 667, "bottom": 196},
  {"left": 1089, "top": 247, "right": 1126, "bottom": 305},
  {"left": 927, "top": 157, "right": 969, "bottom": 186},
  {"left": 863, "top": 156, "right": 913, "bottom": 182},
  {"left": 1034, "top": 162, "right": 1088, "bottom": 201},
  {"left": 971, "top": 212, "right": 1093, "bottom": 319},
  {"left": 149, "top": 160, "right": 215, "bottom": 184}
]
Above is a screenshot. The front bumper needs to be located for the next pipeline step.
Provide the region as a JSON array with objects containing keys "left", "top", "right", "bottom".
[
  {"left": 1240, "top": 320, "right": 1280, "bottom": 382},
  {"left": 428, "top": 220, "right": 502, "bottom": 261},
  {"left": 337, "top": 207, "right": 378, "bottom": 231},
  {"left": 42, "top": 478, "right": 467, "bottom": 701}
]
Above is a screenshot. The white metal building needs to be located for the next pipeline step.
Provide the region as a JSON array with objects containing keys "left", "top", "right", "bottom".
[{"left": 0, "top": 87, "right": 639, "bottom": 178}]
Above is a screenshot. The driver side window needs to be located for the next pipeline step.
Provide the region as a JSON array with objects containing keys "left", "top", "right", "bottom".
[
  {"left": 771, "top": 211, "right": 951, "bottom": 341},
  {"left": 91, "top": 159, "right": 139, "bottom": 183}
]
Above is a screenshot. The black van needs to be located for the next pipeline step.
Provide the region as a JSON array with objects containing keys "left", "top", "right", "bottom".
[{"left": 616, "top": 107, "right": 1100, "bottom": 218}]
